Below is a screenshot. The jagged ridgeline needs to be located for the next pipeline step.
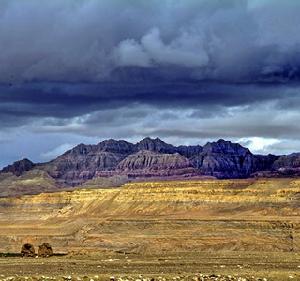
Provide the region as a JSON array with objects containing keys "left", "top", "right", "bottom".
[{"left": 1, "top": 137, "right": 300, "bottom": 195}]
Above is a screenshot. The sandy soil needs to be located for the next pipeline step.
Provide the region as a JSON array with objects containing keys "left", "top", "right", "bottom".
[{"left": 0, "top": 252, "right": 299, "bottom": 281}]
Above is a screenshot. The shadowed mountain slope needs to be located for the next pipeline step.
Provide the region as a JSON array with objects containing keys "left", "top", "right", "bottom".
[
  {"left": 1, "top": 137, "right": 300, "bottom": 192},
  {"left": 1, "top": 158, "right": 35, "bottom": 176}
]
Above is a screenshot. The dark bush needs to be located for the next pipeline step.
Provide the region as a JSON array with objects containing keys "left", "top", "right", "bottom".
[
  {"left": 38, "top": 243, "right": 53, "bottom": 257},
  {"left": 21, "top": 243, "right": 35, "bottom": 257}
]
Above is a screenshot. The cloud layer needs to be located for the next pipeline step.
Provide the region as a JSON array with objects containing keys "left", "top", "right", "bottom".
[
  {"left": 0, "top": 0, "right": 300, "bottom": 83},
  {"left": 1, "top": 0, "right": 300, "bottom": 167}
]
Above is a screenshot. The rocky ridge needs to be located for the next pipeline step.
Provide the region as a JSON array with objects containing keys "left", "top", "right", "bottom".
[{"left": 1, "top": 137, "right": 300, "bottom": 186}]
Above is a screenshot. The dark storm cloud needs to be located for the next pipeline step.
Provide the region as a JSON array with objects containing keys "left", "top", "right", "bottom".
[
  {"left": 0, "top": 81, "right": 298, "bottom": 126},
  {"left": 0, "top": 0, "right": 300, "bottom": 83},
  {"left": 2, "top": 0, "right": 300, "bottom": 167},
  {"left": 1, "top": 0, "right": 300, "bottom": 117},
  {"left": 0, "top": 80, "right": 299, "bottom": 134}
]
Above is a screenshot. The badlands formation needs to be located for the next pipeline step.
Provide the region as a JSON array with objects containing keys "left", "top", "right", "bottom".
[{"left": 0, "top": 178, "right": 299, "bottom": 254}]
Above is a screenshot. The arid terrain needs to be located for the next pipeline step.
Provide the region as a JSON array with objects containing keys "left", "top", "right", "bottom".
[
  {"left": 2, "top": 0, "right": 300, "bottom": 279},
  {"left": 0, "top": 178, "right": 299, "bottom": 280},
  {"left": 0, "top": 251, "right": 299, "bottom": 281}
]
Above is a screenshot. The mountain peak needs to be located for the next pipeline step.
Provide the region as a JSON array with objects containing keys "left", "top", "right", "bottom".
[
  {"left": 139, "top": 137, "right": 164, "bottom": 143},
  {"left": 66, "top": 143, "right": 93, "bottom": 156},
  {"left": 137, "top": 137, "right": 175, "bottom": 153},
  {"left": 97, "top": 139, "right": 136, "bottom": 154},
  {"left": 203, "top": 139, "right": 251, "bottom": 156},
  {"left": 217, "top": 139, "right": 230, "bottom": 144},
  {"left": 1, "top": 158, "right": 35, "bottom": 176}
]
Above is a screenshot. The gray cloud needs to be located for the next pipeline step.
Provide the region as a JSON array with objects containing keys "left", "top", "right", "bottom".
[
  {"left": 0, "top": 0, "right": 299, "bottom": 83},
  {"left": 25, "top": 101, "right": 300, "bottom": 142},
  {"left": 0, "top": 82, "right": 298, "bottom": 127},
  {"left": 1, "top": 0, "right": 300, "bottom": 167}
]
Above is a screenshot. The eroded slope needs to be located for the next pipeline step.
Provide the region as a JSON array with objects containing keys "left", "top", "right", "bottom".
[{"left": 0, "top": 179, "right": 299, "bottom": 254}]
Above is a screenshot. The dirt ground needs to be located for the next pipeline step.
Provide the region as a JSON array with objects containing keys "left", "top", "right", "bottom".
[{"left": 0, "top": 251, "right": 299, "bottom": 281}]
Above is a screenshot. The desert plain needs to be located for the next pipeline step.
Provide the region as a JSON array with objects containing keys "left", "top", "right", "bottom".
[{"left": 0, "top": 178, "right": 299, "bottom": 280}]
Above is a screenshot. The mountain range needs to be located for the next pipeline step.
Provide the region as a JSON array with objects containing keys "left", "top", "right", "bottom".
[{"left": 2, "top": 137, "right": 300, "bottom": 189}]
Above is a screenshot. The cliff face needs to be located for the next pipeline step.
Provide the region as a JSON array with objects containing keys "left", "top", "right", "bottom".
[
  {"left": 116, "top": 150, "right": 198, "bottom": 177},
  {"left": 190, "top": 140, "right": 280, "bottom": 178},
  {"left": 190, "top": 140, "right": 253, "bottom": 178},
  {"left": 273, "top": 153, "right": 300, "bottom": 170},
  {"left": 267, "top": 153, "right": 300, "bottom": 176},
  {"left": 0, "top": 137, "right": 297, "bottom": 187}
]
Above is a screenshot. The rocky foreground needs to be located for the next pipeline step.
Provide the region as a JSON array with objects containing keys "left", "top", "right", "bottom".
[
  {"left": 0, "top": 251, "right": 298, "bottom": 281},
  {"left": 0, "top": 274, "right": 273, "bottom": 281}
]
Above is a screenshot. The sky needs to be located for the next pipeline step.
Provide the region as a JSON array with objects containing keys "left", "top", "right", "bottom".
[{"left": 1, "top": 0, "right": 300, "bottom": 168}]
